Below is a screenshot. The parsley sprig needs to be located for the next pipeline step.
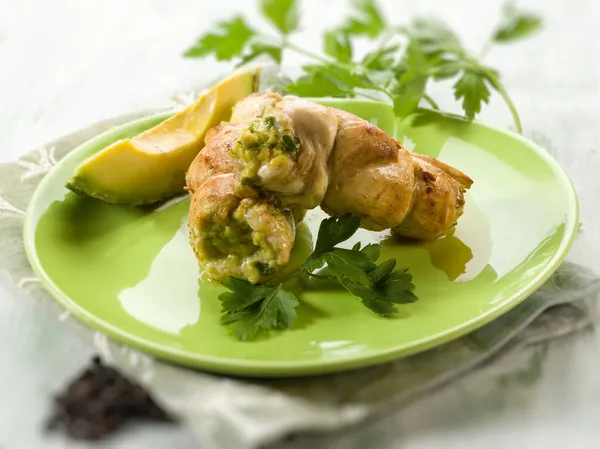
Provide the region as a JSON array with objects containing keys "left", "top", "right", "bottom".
[
  {"left": 303, "top": 215, "right": 417, "bottom": 315},
  {"left": 218, "top": 215, "right": 416, "bottom": 341},
  {"left": 184, "top": 0, "right": 542, "bottom": 132},
  {"left": 218, "top": 277, "right": 299, "bottom": 341}
]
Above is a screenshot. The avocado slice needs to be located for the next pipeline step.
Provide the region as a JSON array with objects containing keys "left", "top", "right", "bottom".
[{"left": 66, "top": 68, "right": 260, "bottom": 205}]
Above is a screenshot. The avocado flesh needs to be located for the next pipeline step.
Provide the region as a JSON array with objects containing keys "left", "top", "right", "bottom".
[{"left": 66, "top": 68, "right": 259, "bottom": 205}]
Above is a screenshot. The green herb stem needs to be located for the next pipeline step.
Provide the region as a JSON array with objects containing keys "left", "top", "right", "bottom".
[
  {"left": 422, "top": 93, "right": 440, "bottom": 110},
  {"left": 479, "top": 39, "right": 493, "bottom": 59},
  {"left": 282, "top": 39, "right": 338, "bottom": 65},
  {"left": 358, "top": 91, "right": 387, "bottom": 102},
  {"left": 485, "top": 74, "right": 523, "bottom": 133},
  {"left": 361, "top": 27, "right": 397, "bottom": 67}
]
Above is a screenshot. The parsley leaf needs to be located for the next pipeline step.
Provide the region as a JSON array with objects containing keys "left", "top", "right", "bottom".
[
  {"left": 285, "top": 70, "right": 350, "bottom": 97},
  {"left": 389, "top": 44, "right": 430, "bottom": 118},
  {"left": 453, "top": 70, "right": 491, "bottom": 120},
  {"left": 361, "top": 44, "right": 400, "bottom": 70},
  {"left": 344, "top": 267, "right": 417, "bottom": 315},
  {"left": 493, "top": 3, "right": 542, "bottom": 43},
  {"left": 367, "top": 258, "right": 396, "bottom": 284},
  {"left": 341, "top": 0, "right": 386, "bottom": 38},
  {"left": 260, "top": 0, "right": 299, "bottom": 35},
  {"left": 391, "top": 78, "right": 427, "bottom": 118},
  {"left": 323, "top": 30, "right": 353, "bottom": 63},
  {"left": 431, "top": 58, "right": 462, "bottom": 80},
  {"left": 407, "top": 18, "right": 463, "bottom": 55},
  {"left": 286, "top": 64, "right": 375, "bottom": 98},
  {"left": 219, "top": 277, "right": 299, "bottom": 340},
  {"left": 305, "top": 248, "right": 373, "bottom": 287},
  {"left": 301, "top": 215, "right": 417, "bottom": 317},
  {"left": 360, "top": 243, "right": 381, "bottom": 262},
  {"left": 236, "top": 42, "right": 282, "bottom": 67},
  {"left": 184, "top": 17, "right": 255, "bottom": 61},
  {"left": 311, "top": 214, "right": 362, "bottom": 256}
]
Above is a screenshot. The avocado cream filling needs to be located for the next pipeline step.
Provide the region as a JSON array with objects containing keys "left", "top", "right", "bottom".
[
  {"left": 192, "top": 201, "right": 289, "bottom": 283},
  {"left": 231, "top": 107, "right": 301, "bottom": 187}
]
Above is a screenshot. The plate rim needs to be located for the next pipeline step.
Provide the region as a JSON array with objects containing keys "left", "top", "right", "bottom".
[{"left": 22, "top": 103, "right": 580, "bottom": 377}]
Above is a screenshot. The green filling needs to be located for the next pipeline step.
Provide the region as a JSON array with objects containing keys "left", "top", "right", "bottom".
[
  {"left": 231, "top": 107, "right": 301, "bottom": 186},
  {"left": 253, "top": 261, "right": 277, "bottom": 276},
  {"left": 199, "top": 202, "right": 283, "bottom": 282},
  {"left": 204, "top": 221, "right": 256, "bottom": 258}
]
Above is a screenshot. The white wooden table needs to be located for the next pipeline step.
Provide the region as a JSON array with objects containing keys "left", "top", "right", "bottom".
[{"left": 1, "top": 0, "right": 599, "bottom": 448}]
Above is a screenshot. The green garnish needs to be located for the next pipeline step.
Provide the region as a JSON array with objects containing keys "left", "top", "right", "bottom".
[
  {"left": 302, "top": 215, "right": 417, "bottom": 316},
  {"left": 219, "top": 277, "right": 299, "bottom": 341},
  {"left": 183, "top": 16, "right": 255, "bottom": 61},
  {"left": 184, "top": 0, "right": 542, "bottom": 133},
  {"left": 218, "top": 215, "right": 417, "bottom": 340}
]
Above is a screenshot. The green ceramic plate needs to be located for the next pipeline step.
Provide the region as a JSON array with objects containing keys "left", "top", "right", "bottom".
[{"left": 23, "top": 99, "right": 578, "bottom": 377}]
